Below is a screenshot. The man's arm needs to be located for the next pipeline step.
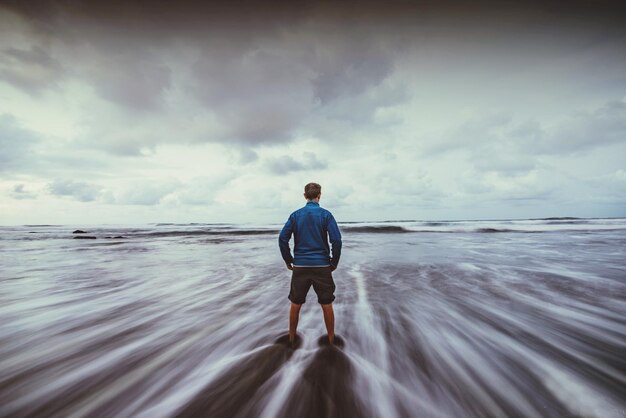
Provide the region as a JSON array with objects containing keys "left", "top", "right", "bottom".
[
  {"left": 279, "top": 214, "right": 295, "bottom": 269},
  {"left": 327, "top": 214, "right": 342, "bottom": 269}
]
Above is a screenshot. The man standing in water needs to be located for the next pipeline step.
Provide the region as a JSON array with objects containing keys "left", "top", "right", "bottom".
[{"left": 279, "top": 182, "right": 342, "bottom": 345}]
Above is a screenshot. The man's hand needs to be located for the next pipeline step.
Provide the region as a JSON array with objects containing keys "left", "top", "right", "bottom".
[{"left": 286, "top": 263, "right": 293, "bottom": 270}]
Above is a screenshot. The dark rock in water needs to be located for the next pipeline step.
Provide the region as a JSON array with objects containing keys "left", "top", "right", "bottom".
[
  {"left": 73, "top": 230, "right": 87, "bottom": 234},
  {"left": 73, "top": 236, "right": 97, "bottom": 239},
  {"left": 104, "top": 236, "right": 126, "bottom": 239}
]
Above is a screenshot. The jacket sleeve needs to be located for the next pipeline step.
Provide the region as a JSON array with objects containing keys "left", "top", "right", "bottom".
[
  {"left": 327, "top": 213, "right": 342, "bottom": 267},
  {"left": 278, "top": 214, "right": 294, "bottom": 264}
]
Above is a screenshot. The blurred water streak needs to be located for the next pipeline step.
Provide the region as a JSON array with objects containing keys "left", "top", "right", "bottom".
[{"left": 1, "top": 218, "right": 625, "bottom": 418}]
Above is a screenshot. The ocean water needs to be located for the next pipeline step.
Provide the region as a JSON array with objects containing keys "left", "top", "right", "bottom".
[{"left": 1, "top": 218, "right": 625, "bottom": 418}]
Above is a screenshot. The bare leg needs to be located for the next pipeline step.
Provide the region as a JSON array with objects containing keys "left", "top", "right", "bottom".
[
  {"left": 321, "top": 303, "right": 335, "bottom": 344},
  {"left": 289, "top": 303, "right": 302, "bottom": 343}
]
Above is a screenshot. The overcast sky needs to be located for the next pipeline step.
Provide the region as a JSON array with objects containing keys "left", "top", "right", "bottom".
[{"left": 1, "top": 0, "right": 625, "bottom": 225}]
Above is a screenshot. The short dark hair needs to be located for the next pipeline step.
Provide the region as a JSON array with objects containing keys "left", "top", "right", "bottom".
[{"left": 304, "top": 182, "right": 321, "bottom": 200}]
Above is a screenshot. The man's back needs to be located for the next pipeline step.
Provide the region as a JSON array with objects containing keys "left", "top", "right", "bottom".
[{"left": 279, "top": 200, "right": 342, "bottom": 268}]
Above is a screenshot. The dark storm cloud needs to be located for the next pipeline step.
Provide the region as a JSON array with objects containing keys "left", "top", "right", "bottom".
[
  {"left": 5, "top": 1, "right": 626, "bottom": 29},
  {"left": 0, "top": 113, "right": 40, "bottom": 173},
  {"left": 310, "top": 35, "right": 397, "bottom": 105},
  {"left": 189, "top": 47, "right": 307, "bottom": 144},
  {"left": 186, "top": 21, "right": 403, "bottom": 145},
  {"left": 90, "top": 55, "right": 171, "bottom": 111},
  {"left": 0, "top": 45, "right": 65, "bottom": 94},
  {"left": 46, "top": 179, "right": 102, "bottom": 202},
  {"left": 2, "top": 0, "right": 626, "bottom": 152},
  {"left": 1, "top": 0, "right": 411, "bottom": 148}
]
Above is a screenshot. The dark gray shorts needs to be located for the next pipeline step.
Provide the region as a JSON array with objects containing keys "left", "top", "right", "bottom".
[{"left": 288, "top": 266, "right": 336, "bottom": 305}]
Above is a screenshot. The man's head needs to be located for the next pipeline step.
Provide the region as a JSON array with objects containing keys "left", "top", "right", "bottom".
[{"left": 304, "top": 182, "right": 321, "bottom": 201}]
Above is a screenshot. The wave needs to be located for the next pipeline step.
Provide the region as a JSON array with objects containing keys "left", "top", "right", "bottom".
[
  {"left": 342, "top": 225, "right": 525, "bottom": 233},
  {"left": 154, "top": 222, "right": 232, "bottom": 226},
  {"left": 342, "top": 226, "right": 411, "bottom": 233},
  {"left": 544, "top": 220, "right": 589, "bottom": 225},
  {"left": 475, "top": 228, "right": 515, "bottom": 233},
  {"left": 339, "top": 226, "right": 609, "bottom": 234},
  {"left": 8, "top": 218, "right": 626, "bottom": 241},
  {"left": 536, "top": 217, "right": 580, "bottom": 220},
  {"left": 140, "top": 229, "right": 278, "bottom": 238},
  {"left": 344, "top": 226, "right": 529, "bottom": 233}
]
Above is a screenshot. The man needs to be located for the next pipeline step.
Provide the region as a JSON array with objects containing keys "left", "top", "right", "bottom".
[{"left": 279, "top": 182, "right": 342, "bottom": 345}]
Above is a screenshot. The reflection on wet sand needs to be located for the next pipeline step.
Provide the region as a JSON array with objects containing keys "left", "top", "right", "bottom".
[
  {"left": 174, "top": 335, "right": 301, "bottom": 418},
  {"left": 280, "top": 338, "right": 364, "bottom": 418},
  {"left": 174, "top": 334, "right": 362, "bottom": 418}
]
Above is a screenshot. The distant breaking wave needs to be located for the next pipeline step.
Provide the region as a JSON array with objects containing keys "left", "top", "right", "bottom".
[
  {"left": 544, "top": 220, "right": 589, "bottom": 225},
  {"left": 475, "top": 228, "right": 513, "bottom": 233},
  {"left": 536, "top": 217, "right": 580, "bottom": 220},
  {"left": 7, "top": 217, "right": 626, "bottom": 241}
]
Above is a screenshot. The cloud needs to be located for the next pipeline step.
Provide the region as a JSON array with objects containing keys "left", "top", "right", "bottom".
[
  {"left": 237, "top": 148, "right": 259, "bottom": 164},
  {"left": 46, "top": 179, "right": 103, "bottom": 202},
  {"left": 0, "top": 114, "right": 115, "bottom": 178},
  {"left": 614, "top": 169, "right": 626, "bottom": 182},
  {"left": 89, "top": 54, "right": 172, "bottom": 110},
  {"left": 265, "top": 152, "right": 328, "bottom": 175},
  {"left": 420, "top": 113, "right": 513, "bottom": 156},
  {"left": 310, "top": 32, "right": 396, "bottom": 105},
  {"left": 538, "top": 100, "right": 626, "bottom": 155},
  {"left": 9, "top": 183, "right": 37, "bottom": 199},
  {"left": 499, "top": 100, "right": 626, "bottom": 157},
  {"left": 113, "top": 177, "right": 181, "bottom": 205},
  {"left": 411, "top": 112, "right": 541, "bottom": 176},
  {"left": 0, "top": 45, "right": 64, "bottom": 94},
  {"left": 415, "top": 99, "right": 626, "bottom": 177},
  {"left": 1, "top": 1, "right": 626, "bottom": 223},
  {"left": 455, "top": 166, "right": 562, "bottom": 205},
  {"left": 367, "top": 166, "right": 448, "bottom": 210},
  {"left": 187, "top": 43, "right": 313, "bottom": 145},
  {"left": 0, "top": 113, "right": 40, "bottom": 174},
  {"left": 185, "top": 25, "right": 406, "bottom": 146},
  {"left": 175, "top": 174, "right": 236, "bottom": 205}
]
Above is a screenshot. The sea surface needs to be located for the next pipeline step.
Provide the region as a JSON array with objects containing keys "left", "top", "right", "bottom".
[{"left": 1, "top": 218, "right": 625, "bottom": 418}]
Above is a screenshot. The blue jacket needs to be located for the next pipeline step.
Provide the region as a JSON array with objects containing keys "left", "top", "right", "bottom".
[{"left": 279, "top": 201, "right": 342, "bottom": 267}]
